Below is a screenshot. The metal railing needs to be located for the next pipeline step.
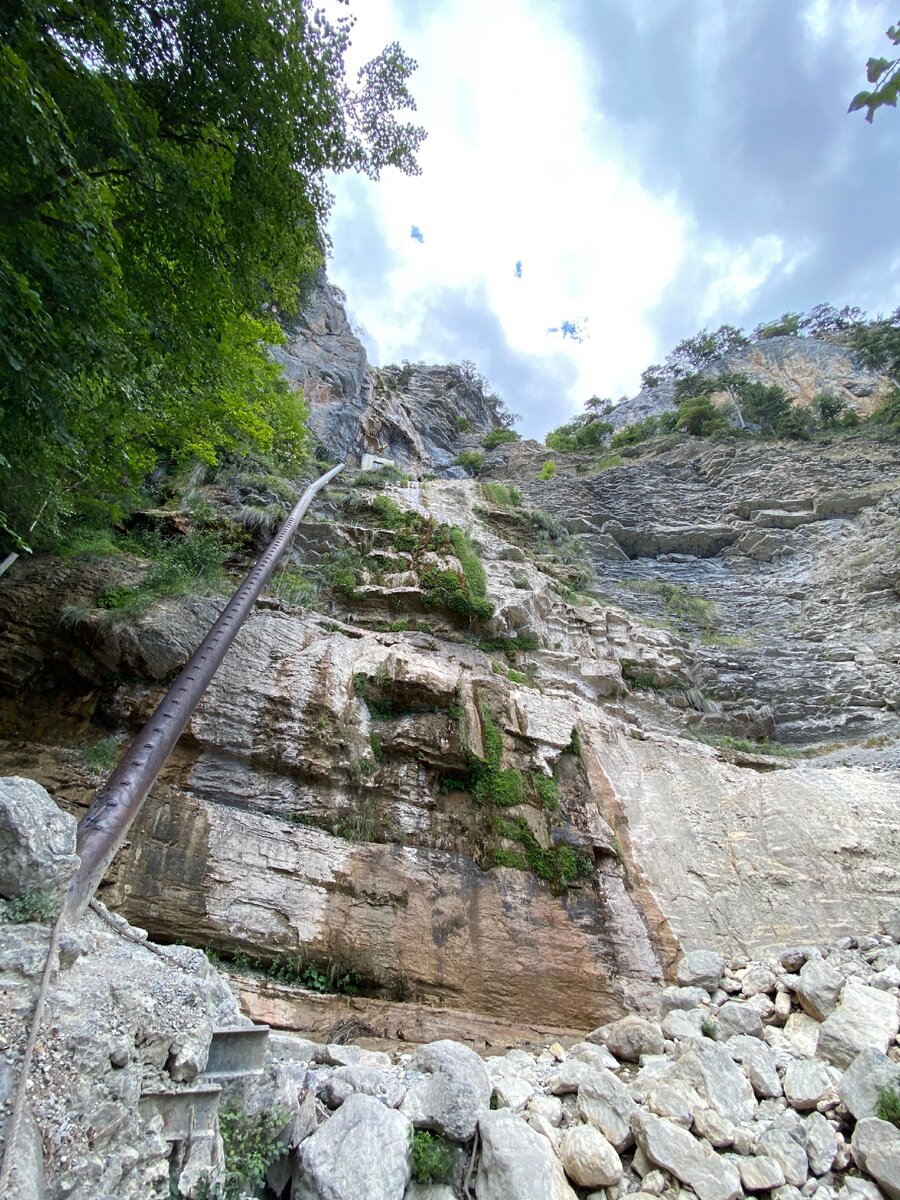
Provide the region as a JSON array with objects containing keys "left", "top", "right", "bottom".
[{"left": 61, "top": 461, "right": 344, "bottom": 923}]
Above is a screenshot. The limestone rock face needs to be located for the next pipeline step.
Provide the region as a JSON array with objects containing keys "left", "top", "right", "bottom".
[
  {"left": 606, "top": 335, "right": 894, "bottom": 430},
  {"left": 0, "top": 776, "right": 79, "bottom": 898},
  {"left": 273, "top": 273, "right": 500, "bottom": 473}
]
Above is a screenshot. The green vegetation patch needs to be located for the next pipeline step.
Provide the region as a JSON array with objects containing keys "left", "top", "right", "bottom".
[
  {"left": 480, "top": 482, "right": 522, "bottom": 508},
  {"left": 546, "top": 414, "right": 613, "bottom": 453},
  {"left": 687, "top": 731, "right": 792, "bottom": 757},
  {"left": 1, "top": 891, "right": 59, "bottom": 924},
  {"left": 196, "top": 1104, "right": 290, "bottom": 1200},
  {"left": 537, "top": 460, "right": 557, "bottom": 480},
  {"left": 877, "top": 1084, "right": 900, "bottom": 1128},
  {"left": 619, "top": 579, "right": 717, "bottom": 630},
  {"left": 493, "top": 815, "right": 593, "bottom": 892},
  {"left": 410, "top": 1130, "right": 456, "bottom": 1185},
  {"left": 421, "top": 526, "right": 494, "bottom": 622},
  {"left": 351, "top": 465, "right": 409, "bottom": 488},
  {"left": 94, "top": 529, "right": 240, "bottom": 615},
  {"left": 453, "top": 450, "right": 485, "bottom": 475},
  {"left": 531, "top": 772, "right": 560, "bottom": 810},
  {"left": 81, "top": 734, "right": 122, "bottom": 774},
  {"left": 481, "top": 427, "right": 521, "bottom": 450}
]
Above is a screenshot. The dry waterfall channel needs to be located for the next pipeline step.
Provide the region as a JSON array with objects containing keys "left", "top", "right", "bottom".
[{"left": 0, "top": 275, "right": 898, "bottom": 1198}]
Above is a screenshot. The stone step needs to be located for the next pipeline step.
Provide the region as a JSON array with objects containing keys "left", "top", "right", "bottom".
[{"left": 139, "top": 1084, "right": 222, "bottom": 1142}]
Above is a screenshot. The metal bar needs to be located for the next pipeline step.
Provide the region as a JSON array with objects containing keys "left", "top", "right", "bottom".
[{"left": 62, "top": 462, "right": 344, "bottom": 923}]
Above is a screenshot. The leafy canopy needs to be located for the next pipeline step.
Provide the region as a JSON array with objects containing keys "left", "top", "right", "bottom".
[
  {"left": 0, "top": 0, "right": 425, "bottom": 547},
  {"left": 849, "top": 21, "right": 900, "bottom": 122}
]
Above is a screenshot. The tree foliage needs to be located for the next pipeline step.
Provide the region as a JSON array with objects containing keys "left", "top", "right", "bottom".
[
  {"left": 849, "top": 21, "right": 900, "bottom": 122},
  {"left": 546, "top": 413, "right": 613, "bottom": 453},
  {"left": 850, "top": 309, "right": 900, "bottom": 382},
  {"left": 0, "top": 0, "right": 425, "bottom": 546},
  {"left": 640, "top": 324, "right": 750, "bottom": 390}
]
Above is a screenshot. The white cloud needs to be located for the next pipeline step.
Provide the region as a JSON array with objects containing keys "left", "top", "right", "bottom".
[
  {"left": 325, "top": 0, "right": 689, "bottom": 424},
  {"left": 695, "top": 234, "right": 812, "bottom": 323}
]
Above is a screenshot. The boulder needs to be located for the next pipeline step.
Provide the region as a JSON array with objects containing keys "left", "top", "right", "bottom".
[
  {"left": 659, "top": 986, "right": 711, "bottom": 1015},
  {"left": 852, "top": 1118, "right": 900, "bottom": 1200},
  {"left": 804, "top": 1111, "right": 839, "bottom": 1176},
  {"left": 566, "top": 1042, "right": 620, "bottom": 1072},
  {"left": 492, "top": 1074, "right": 534, "bottom": 1112},
  {"left": 795, "top": 958, "right": 845, "bottom": 1021},
  {"left": 716, "top": 1002, "right": 764, "bottom": 1040},
  {"left": 401, "top": 1040, "right": 491, "bottom": 1141},
  {"left": 670, "top": 1039, "right": 757, "bottom": 1124},
  {"left": 783, "top": 1059, "right": 830, "bottom": 1111},
  {"left": 738, "top": 1155, "right": 787, "bottom": 1192},
  {"left": 601, "top": 1016, "right": 664, "bottom": 1062},
  {"left": 755, "top": 1128, "right": 809, "bottom": 1188},
  {"left": 817, "top": 980, "right": 900, "bottom": 1069},
  {"left": 663, "top": 1009, "right": 706, "bottom": 1041},
  {"left": 476, "top": 1110, "right": 576, "bottom": 1200},
  {"left": 645, "top": 1080, "right": 702, "bottom": 1128},
  {"left": 676, "top": 951, "right": 727, "bottom": 993},
  {"left": 784, "top": 1012, "right": 823, "bottom": 1058},
  {"left": 558, "top": 1124, "right": 622, "bottom": 1188},
  {"left": 631, "top": 1111, "right": 741, "bottom": 1200},
  {"left": 840, "top": 1047, "right": 900, "bottom": 1120},
  {"left": 576, "top": 1067, "right": 638, "bottom": 1150},
  {"left": 294, "top": 1093, "right": 411, "bottom": 1200},
  {"left": 0, "top": 776, "right": 79, "bottom": 898},
  {"left": 319, "top": 1066, "right": 407, "bottom": 1110},
  {"left": 692, "top": 1106, "right": 735, "bottom": 1148},
  {"left": 741, "top": 966, "right": 778, "bottom": 997},
  {"left": 742, "top": 1044, "right": 782, "bottom": 1099}
]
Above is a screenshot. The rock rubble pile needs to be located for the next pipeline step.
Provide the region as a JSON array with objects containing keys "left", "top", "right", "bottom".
[{"left": 274, "top": 936, "right": 900, "bottom": 1200}]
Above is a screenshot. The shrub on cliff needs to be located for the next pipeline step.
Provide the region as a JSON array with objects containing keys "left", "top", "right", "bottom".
[
  {"left": 482, "top": 428, "right": 521, "bottom": 450},
  {"left": 546, "top": 414, "right": 614, "bottom": 452},
  {"left": 454, "top": 451, "right": 485, "bottom": 476}
]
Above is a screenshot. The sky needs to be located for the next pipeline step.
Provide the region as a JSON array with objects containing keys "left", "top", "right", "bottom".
[{"left": 324, "top": 0, "right": 900, "bottom": 439}]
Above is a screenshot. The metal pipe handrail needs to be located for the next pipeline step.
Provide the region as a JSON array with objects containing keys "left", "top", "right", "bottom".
[{"left": 62, "top": 461, "right": 345, "bottom": 923}]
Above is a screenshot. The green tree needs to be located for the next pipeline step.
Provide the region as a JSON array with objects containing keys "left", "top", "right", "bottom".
[
  {"left": 813, "top": 392, "right": 848, "bottom": 428},
  {"left": 849, "top": 22, "right": 900, "bottom": 122},
  {"left": 850, "top": 309, "right": 900, "bottom": 382},
  {"left": 799, "top": 303, "right": 864, "bottom": 338},
  {"left": 753, "top": 313, "right": 803, "bottom": 340},
  {"left": 0, "top": 0, "right": 425, "bottom": 545},
  {"left": 546, "top": 414, "right": 613, "bottom": 452},
  {"left": 640, "top": 324, "right": 749, "bottom": 390},
  {"left": 675, "top": 395, "right": 728, "bottom": 437},
  {"left": 739, "top": 382, "right": 792, "bottom": 433}
]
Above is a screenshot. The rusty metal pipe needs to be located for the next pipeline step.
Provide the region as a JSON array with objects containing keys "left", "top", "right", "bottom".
[{"left": 62, "top": 462, "right": 345, "bottom": 923}]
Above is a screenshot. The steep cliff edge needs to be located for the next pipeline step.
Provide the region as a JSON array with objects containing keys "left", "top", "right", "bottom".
[
  {"left": 0, "top": 286, "right": 898, "bottom": 1047},
  {"left": 272, "top": 273, "right": 501, "bottom": 471}
]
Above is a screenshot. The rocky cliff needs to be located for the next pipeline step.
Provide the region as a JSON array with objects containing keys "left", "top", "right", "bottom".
[
  {"left": 273, "top": 273, "right": 501, "bottom": 472},
  {"left": 608, "top": 335, "right": 894, "bottom": 429},
  {"left": 0, "top": 284, "right": 898, "bottom": 1045}
]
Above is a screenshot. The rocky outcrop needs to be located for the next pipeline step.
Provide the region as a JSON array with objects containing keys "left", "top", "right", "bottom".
[
  {"left": 607, "top": 335, "right": 894, "bottom": 429},
  {"left": 491, "top": 436, "right": 900, "bottom": 745},
  {"left": 273, "top": 273, "right": 501, "bottom": 472},
  {"left": 1, "top": 450, "right": 899, "bottom": 1030}
]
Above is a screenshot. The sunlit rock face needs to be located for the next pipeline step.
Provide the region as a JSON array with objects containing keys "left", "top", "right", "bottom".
[{"left": 607, "top": 335, "right": 894, "bottom": 429}]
